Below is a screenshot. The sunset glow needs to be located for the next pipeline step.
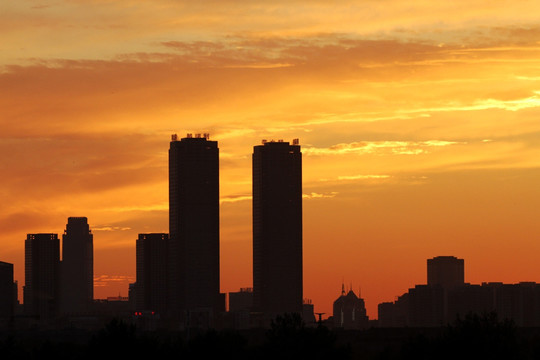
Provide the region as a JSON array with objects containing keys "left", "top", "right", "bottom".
[{"left": 3, "top": 1, "right": 540, "bottom": 319}]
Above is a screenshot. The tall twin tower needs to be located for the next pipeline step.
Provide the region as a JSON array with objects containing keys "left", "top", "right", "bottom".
[{"left": 168, "top": 134, "right": 303, "bottom": 325}]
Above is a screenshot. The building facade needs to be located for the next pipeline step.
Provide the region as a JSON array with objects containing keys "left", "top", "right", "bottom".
[
  {"left": 252, "top": 139, "right": 303, "bottom": 322},
  {"left": 427, "top": 256, "right": 464, "bottom": 289},
  {"left": 24, "top": 233, "right": 60, "bottom": 320},
  {"left": 168, "top": 133, "right": 221, "bottom": 327},
  {"left": 136, "top": 233, "right": 169, "bottom": 315},
  {"left": 0, "top": 261, "right": 15, "bottom": 320},
  {"left": 60, "top": 217, "right": 93, "bottom": 314}
]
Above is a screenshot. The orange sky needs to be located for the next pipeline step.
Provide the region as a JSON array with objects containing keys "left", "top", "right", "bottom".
[{"left": 2, "top": 1, "right": 540, "bottom": 319}]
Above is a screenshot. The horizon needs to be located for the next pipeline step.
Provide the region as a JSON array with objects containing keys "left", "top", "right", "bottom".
[{"left": 3, "top": 1, "right": 540, "bottom": 320}]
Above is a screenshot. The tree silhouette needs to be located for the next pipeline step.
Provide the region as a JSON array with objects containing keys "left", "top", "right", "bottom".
[
  {"left": 259, "top": 313, "right": 350, "bottom": 360},
  {"left": 401, "top": 312, "right": 522, "bottom": 360}
]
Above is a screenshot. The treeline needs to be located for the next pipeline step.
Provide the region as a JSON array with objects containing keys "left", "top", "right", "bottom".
[
  {"left": 0, "top": 314, "right": 348, "bottom": 360},
  {"left": 395, "top": 312, "right": 540, "bottom": 360},
  {"left": 2, "top": 313, "right": 540, "bottom": 359}
]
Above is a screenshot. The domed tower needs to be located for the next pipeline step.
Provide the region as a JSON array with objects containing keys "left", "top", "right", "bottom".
[{"left": 333, "top": 283, "right": 369, "bottom": 329}]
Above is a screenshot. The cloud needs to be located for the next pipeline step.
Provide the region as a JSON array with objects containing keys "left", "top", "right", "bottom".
[
  {"left": 304, "top": 140, "right": 460, "bottom": 156},
  {"left": 94, "top": 274, "right": 135, "bottom": 288},
  {"left": 337, "top": 175, "right": 391, "bottom": 181},
  {"left": 317, "top": 175, "right": 391, "bottom": 183},
  {"left": 92, "top": 226, "right": 132, "bottom": 232},
  {"left": 220, "top": 194, "right": 252, "bottom": 204},
  {"left": 401, "top": 92, "right": 540, "bottom": 115},
  {"left": 302, "top": 192, "right": 338, "bottom": 199}
]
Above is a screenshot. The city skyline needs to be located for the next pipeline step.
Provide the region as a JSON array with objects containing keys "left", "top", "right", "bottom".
[
  {"left": 3, "top": 1, "right": 540, "bottom": 319},
  {"left": 6, "top": 135, "right": 540, "bottom": 321}
]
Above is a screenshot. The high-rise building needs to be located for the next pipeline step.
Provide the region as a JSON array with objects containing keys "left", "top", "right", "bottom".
[
  {"left": 168, "top": 133, "right": 221, "bottom": 327},
  {"left": 0, "top": 261, "right": 15, "bottom": 319},
  {"left": 252, "top": 139, "right": 303, "bottom": 321},
  {"left": 427, "top": 256, "right": 465, "bottom": 290},
  {"left": 136, "top": 233, "right": 168, "bottom": 315},
  {"left": 60, "top": 217, "right": 93, "bottom": 314},
  {"left": 24, "top": 233, "right": 60, "bottom": 319}
]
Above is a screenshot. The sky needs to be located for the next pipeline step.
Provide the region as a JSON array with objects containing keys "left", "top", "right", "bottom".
[{"left": 2, "top": 0, "right": 540, "bottom": 319}]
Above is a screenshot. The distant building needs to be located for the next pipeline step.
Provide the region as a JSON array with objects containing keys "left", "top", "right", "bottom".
[
  {"left": 333, "top": 285, "right": 369, "bottom": 329},
  {"left": 136, "top": 233, "right": 168, "bottom": 315},
  {"left": 60, "top": 217, "right": 94, "bottom": 314},
  {"left": 427, "top": 256, "right": 464, "bottom": 289},
  {"left": 407, "top": 284, "right": 445, "bottom": 327},
  {"left": 302, "top": 299, "right": 316, "bottom": 326},
  {"left": 168, "top": 133, "right": 221, "bottom": 327},
  {"left": 379, "top": 256, "right": 540, "bottom": 327},
  {"left": 229, "top": 287, "right": 253, "bottom": 313},
  {"left": 252, "top": 139, "right": 303, "bottom": 323},
  {"left": 93, "top": 295, "right": 132, "bottom": 320},
  {"left": 0, "top": 261, "right": 15, "bottom": 319},
  {"left": 377, "top": 302, "right": 396, "bottom": 328},
  {"left": 228, "top": 288, "right": 254, "bottom": 330},
  {"left": 24, "top": 234, "right": 60, "bottom": 320}
]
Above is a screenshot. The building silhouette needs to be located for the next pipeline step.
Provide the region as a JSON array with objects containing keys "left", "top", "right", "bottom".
[
  {"left": 168, "top": 133, "right": 221, "bottom": 327},
  {"left": 229, "top": 287, "right": 254, "bottom": 313},
  {"left": 302, "top": 298, "right": 316, "bottom": 327},
  {"left": 333, "top": 285, "right": 369, "bottom": 329},
  {"left": 24, "top": 234, "right": 60, "bottom": 320},
  {"left": 0, "top": 261, "right": 16, "bottom": 320},
  {"left": 60, "top": 217, "right": 93, "bottom": 314},
  {"left": 378, "top": 256, "right": 540, "bottom": 327},
  {"left": 135, "top": 233, "right": 168, "bottom": 315},
  {"left": 252, "top": 139, "right": 303, "bottom": 322},
  {"left": 427, "top": 256, "right": 464, "bottom": 289},
  {"left": 227, "top": 287, "right": 254, "bottom": 329}
]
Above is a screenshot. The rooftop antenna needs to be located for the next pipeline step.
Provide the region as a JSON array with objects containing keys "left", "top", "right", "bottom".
[{"left": 341, "top": 279, "right": 345, "bottom": 296}]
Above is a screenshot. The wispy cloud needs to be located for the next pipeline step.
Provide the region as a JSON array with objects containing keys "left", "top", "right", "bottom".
[
  {"left": 318, "top": 175, "right": 391, "bottom": 183},
  {"left": 302, "top": 192, "right": 339, "bottom": 199},
  {"left": 337, "top": 175, "right": 391, "bottom": 181},
  {"left": 92, "top": 226, "right": 132, "bottom": 232},
  {"left": 220, "top": 194, "right": 252, "bottom": 204},
  {"left": 101, "top": 204, "right": 168, "bottom": 213},
  {"left": 304, "top": 140, "right": 460, "bottom": 156},
  {"left": 94, "top": 274, "right": 135, "bottom": 288},
  {"left": 402, "top": 92, "right": 540, "bottom": 114}
]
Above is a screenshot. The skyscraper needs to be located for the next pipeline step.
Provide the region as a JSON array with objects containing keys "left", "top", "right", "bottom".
[
  {"left": 252, "top": 139, "right": 303, "bottom": 321},
  {"left": 24, "top": 233, "right": 60, "bottom": 319},
  {"left": 60, "top": 217, "right": 93, "bottom": 314},
  {"left": 168, "top": 133, "right": 221, "bottom": 327},
  {"left": 427, "top": 256, "right": 465, "bottom": 290},
  {"left": 0, "top": 261, "right": 15, "bottom": 319},
  {"left": 136, "top": 233, "right": 168, "bottom": 315}
]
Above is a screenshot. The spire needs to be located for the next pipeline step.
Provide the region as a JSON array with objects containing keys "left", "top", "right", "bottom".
[{"left": 341, "top": 279, "right": 345, "bottom": 296}]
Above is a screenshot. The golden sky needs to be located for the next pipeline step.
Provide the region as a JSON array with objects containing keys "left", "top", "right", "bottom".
[{"left": 2, "top": 0, "right": 540, "bottom": 318}]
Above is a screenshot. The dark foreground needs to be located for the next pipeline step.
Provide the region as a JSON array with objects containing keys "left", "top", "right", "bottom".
[{"left": 2, "top": 313, "right": 540, "bottom": 359}]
